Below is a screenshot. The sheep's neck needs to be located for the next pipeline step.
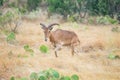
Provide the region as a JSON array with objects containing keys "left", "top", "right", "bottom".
[{"left": 49, "top": 32, "right": 54, "bottom": 42}]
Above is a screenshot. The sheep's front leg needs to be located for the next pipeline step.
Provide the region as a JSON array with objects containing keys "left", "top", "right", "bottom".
[{"left": 54, "top": 44, "right": 62, "bottom": 57}]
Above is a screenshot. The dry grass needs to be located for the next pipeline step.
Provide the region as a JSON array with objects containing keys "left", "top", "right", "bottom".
[{"left": 0, "top": 19, "right": 120, "bottom": 80}]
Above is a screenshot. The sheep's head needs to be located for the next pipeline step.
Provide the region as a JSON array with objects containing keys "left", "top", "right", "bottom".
[{"left": 40, "top": 23, "right": 59, "bottom": 41}]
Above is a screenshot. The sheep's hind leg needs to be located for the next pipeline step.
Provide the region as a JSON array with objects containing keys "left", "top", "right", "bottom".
[
  {"left": 71, "top": 46, "right": 75, "bottom": 56},
  {"left": 55, "top": 51, "right": 58, "bottom": 57}
]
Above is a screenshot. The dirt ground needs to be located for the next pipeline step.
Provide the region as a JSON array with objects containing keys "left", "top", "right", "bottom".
[{"left": 0, "top": 19, "right": 120, "bottom": 80}]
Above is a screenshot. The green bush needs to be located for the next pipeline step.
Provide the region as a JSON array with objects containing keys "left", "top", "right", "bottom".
[
  {"left": 11, "top": 68, "right": 79, "bottom": 80},
  {"left": 88, "top": 17, "right": 95, "bottom": 24},
  {"left": 46, "top": 0, "right": 120, "bottom": 21},
  {"left": 10, "top": 76, "right": 15, "bottom": 80},
  {"left": 71, "top": 74, "right": 79, "bottom": 80},
  {"left": 67, "top": 14, "right": 80, "bottom": 22},
  {"left": 39, "top": 45, "right": 49, "bottom": 53},
  {"left": 96, "top": 16, "right": 119, "bottom": 24},
  {"left": 0, "top": 11, "right": 14, "bottom": 28},
  {"left": 108, "top": 53, "right": 119, "bottom": 60},
  {"left": 47, "top": 0, "right": 79, "bottom": 18},
  {"left": 27, "top": 0, "right": 42, "bottom": 11},
  {"left": 19, "top": 7, "right": 28, "bottom": 14},
  {"left": 0, "top": 0, "right": 8, "bottom": 7},
  {"left": 0, "top": 8, "right": 21, "bottom": 32},
  {"left": 0, "top": 0, "right": 3, "bottom": 6},
  {"left": 60, "top": 76, "right": 71, "bottom": 80},
  {"left": 6, "top": 32, "right": 16, "bottom": 42},
  {"left": 30, "top": 72, "right": 38, "bottom": 80},
  {"left": 8, "top": 2, "right": 17, "bottom": 8},
  {"left": 24, "top": 44, "right": 34, "bottom": 54}
]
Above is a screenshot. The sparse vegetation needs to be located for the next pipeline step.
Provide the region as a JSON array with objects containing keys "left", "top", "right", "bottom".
[
  {"left": 0, "top": 0, "right": 120, "bottom": 80},
  {"left": 27, "top": 0, "right": 42, "bottom": 11},
  {"left": 108, "top": 53, "right": 120, "bottom": 60},
  {"left": 39, "top": 45, "right": 49, "bottom": 53},
  {"left": 0, "top": 8, "right": 22, "bottom": 32},
  {"left": 6, "top": 32, "right": 16, "bottom": 43},
  {"left": 17, "top": 54, "right": 28, "bottom": 58},
  {"left": 10, "top": 68, "right": 79, "bottom": 80},
  {"left": 24, "top": 44, "right": 34, "bottom": 54},
  {"left": 96, "top": 16, "right": 119, "bottom": 25}
]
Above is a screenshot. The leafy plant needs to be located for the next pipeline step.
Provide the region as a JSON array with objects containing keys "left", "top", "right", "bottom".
[
  {"left": 47, "top": 0, "right": 81, "bottom": 18},
  {"left": 39, "top": 45, "right": 49, "bottom": 53},
  {"left": 60, "top": 76, "right": 71, "bottom": 80},
  {"left": 0, "top": 8, "right": 21, "bottom": 33},
  {"left": 37, "top": 69, "right": 59, "bottom": 80},
  {"left": 24, "top": 44, "right": 34, "bottom": 54},
  {"left": 11, "top": 69, "right": 79, "bottom": 80},
  {"left": 6, "top": 32, "right": 16, "bottom": 42},
  {"left": 108, "top": 53, "right": 119, "bottom": 60},
  {"left": 67, "top": 16, "right": 75, "bottom": 22},
  {"left": 30, "top": 72, "right": 38, "bottom": 80},
  {"left": 19, "top": 77, "right": 28, "bottom": 80},
  {"left": 10, "top": 76, "right": 15, "bottom": 80},
  {"left": 71, "top": 74, "right": 79, "bottom": 80},
  {"left": 88, "top": 17, "right": 95, "bottom": 24},
  {"left": 27, "top": 0, "right": 42, "bottom": 11},
  {"left": 96, "top": 16, "right": 119, "bottom": 25}
]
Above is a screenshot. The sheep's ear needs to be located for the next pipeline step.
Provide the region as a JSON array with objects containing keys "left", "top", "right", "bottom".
[{"left": 40, "top": 23, "right": 46, "bottom": 30}]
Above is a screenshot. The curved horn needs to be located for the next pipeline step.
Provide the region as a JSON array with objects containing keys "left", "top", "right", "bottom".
[
  {"left": 40, "top": 23, "right": 46, "bottom": 28},
  {"left": 48, "top": 23, "right": 59, "bottom": 28}
]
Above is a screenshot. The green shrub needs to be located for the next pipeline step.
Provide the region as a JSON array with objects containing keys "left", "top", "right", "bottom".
[
  {"left": 24, "top": 44, "right": 34, "bottom": 54},
  {"left": 0, "top": 0, "right": 3, "bottom": 6},
  {"left": 0, "top": 0, "right": 8, "bottom": 7},
  {"left": 39, "top": 45, "right": 49, "bottom": 53},
  {"left": 60, "top": 76, "right": 71, "bottom": 80},
  {"left": 0, "top": 11, "right": 13, "bottom": 28},
  {"left": 88, "top": 17, "right": 95, "bottom": 24},
  {"left": 27, "top": 0, "right": 42, "bottom": 11},
  {"left": 0, "top": 8, "right": 21, "bottom": 32},
  {"left": 71, "top": 74, "right": 79, "bottom": 80},
  {"left": 46, "top": 0, "right": 120, "bottom": 20},
  {"left": 67, "top": 15, "right": 76, "bottom": 22},
  {"left": 108, "top": 53, "right": 119, "bottom": 60},
  {"left": 30, "top": 72, "right": 38, "bottom": 80},
  {"left": 8, "top": 2, "right": 17, "bottom": 8},
  {"left": 11, "top": 68, "right": 79, "bottom": 80},
  {"left": 10, "top": 76, "right": 15, "bottom": 80},
  {"left": 67, "top": 14, "right": 79, "bottom": 22},
  {"left": 47, "top": 0, "right": 78, "bottom": 18},
  {"left": 6, "top": 32, "right": 16, "bottom": 42},
  {"left": 19, "top": 7, "right": 28, "bottom": 14},
  {"left": 96, "top": 16, "right": 119, "bottom": 25}
]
